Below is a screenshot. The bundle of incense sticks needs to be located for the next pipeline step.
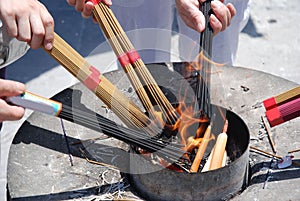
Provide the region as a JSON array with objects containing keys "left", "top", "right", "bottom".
[
  {"left": 265, "top": 97, "right": 300, "bottom": 127},
  {"left": 89, "top": 0, "right": 179, "bottom": 125},
  {"left": 263, "top": 86, "right": 300, "bottom": 127},
  {"left": 43, "top": 33, "right": 160, "bottom": 136},
  {"left": 8, "top": 91, "right": 186, "bottom": 163},
  {"left": 263, "top": 86, "right": 300, "bottom": 110},
  {"left": 194, "top": 0, "right": 213, "bottom": 119}
]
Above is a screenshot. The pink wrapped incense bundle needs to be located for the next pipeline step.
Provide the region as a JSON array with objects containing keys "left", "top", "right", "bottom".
[
  {"left": 263, "top": 86, "right": 300, "bottom": 110},
  {"left": 265, "top": 97, "right": 300, "bottom": 127}
]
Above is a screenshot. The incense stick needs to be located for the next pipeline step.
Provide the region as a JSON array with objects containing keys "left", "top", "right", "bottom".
[
  {"left": 194, "top": 0, "right": 213, "bottom": 119},
  {"left": 62, "top": 105, "right": 186, "bottom": 162},
  {"left": 250, "top": 146, "right": 282, "bottom": 160},
  {"left": 9, "top": 92, "right": 186, "bottom": 163},
  {"left": 288, "top": 148, "right": 300, "bottom": 154},
  {"left": 43, "top": 33, "right": 160, "bottom": 136},
  {"left": 91, "top": 1, "right": 179, "bottom": 125},
  {"left": 261, "top": 116, "right": 277, "bottom": 153},
  {"left": 190, "top": 125, "right": 212, "bottom": 173},
  {"left": 209, "top": 132, "right": 227, "bottom": 170}
]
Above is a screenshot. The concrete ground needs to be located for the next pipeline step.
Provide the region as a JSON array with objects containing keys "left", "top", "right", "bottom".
[
  {"left": 235, "top": 0, "right": 300, "bottom": 85},
  {"left": 1, "top": 0, "right": 299, "bottom": 200}
]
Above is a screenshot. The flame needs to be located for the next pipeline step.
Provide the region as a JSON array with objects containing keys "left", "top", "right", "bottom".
[{"left": 141, "top": 54, "right": 228, "bottom": 171}]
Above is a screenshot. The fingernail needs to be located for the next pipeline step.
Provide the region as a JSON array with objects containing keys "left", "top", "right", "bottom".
[
  {"left": 197, "top": 23, "right": 205, "bottom": 32},
  {"left": 16, "top": 82, "right": 26, "bottom": 93},
  {"left": 211, "top": 1, "right": 221, "bottom": 9},
  {"left": 45, "top": 42, "right": 53, "bottom": 50}
]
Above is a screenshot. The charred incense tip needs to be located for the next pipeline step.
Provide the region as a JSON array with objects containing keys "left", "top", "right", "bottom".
[
  {"left": 209, "top": 132, "right": 228, "bottom": 171},
  {"left": 222, "top": 119, "right": 229, "bottom": 133},
  {"left": 189, "top": 125, "right": 212, "bottom": 173}
]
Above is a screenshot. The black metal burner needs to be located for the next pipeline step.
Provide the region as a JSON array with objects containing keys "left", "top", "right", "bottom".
[
  {"left": 127, "top": 105, "right": 249, "bottom": 201},
  {"left": 126, "top": 62, "right": 250, "bottom": 201}
]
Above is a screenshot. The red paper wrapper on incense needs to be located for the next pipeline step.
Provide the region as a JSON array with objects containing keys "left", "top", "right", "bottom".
[{"left": 265, "top": 97, "right": 300, "bottom": 127}]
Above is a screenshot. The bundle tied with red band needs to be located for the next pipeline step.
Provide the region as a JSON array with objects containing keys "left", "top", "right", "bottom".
[
  {"left": 263, "top": 86, "right": 300, "bottom": 127},
  {"left": 83, "top": 66, "right": 102, "bottom": 91},
  {"left": 43, "top": 33, "right": 161, "bottom": 136},
  {"left": 265, "top": 97, "right": 300, "bottom": 127},
  {"left": 91, "top": 1, "right": 180, "bottom": 125}
]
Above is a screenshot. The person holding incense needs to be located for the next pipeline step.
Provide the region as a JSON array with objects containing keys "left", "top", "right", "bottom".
[
  {"left": 68, "top": 0, "right": 250, "bottom": 65},
  {"left": 0, "top": 0, "right": 56, "bottom": 199},
  {"left": 0, "top": 78, "right": 26, "bottom": 122},
  {"left": 0, "top": 0, "right": 55, "bottom": 50},
  {"left": 0, "top": 0, "right": 56, "bottom": 121},
  {"left": 0, "top": 0, "right": 57, "bottom": 121}
]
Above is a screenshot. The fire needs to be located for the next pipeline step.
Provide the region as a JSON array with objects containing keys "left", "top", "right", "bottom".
[
  {"left": 167, "top": 102, "right": 211, "bottom": 152},
  {"left": 140, "top": 55, "right": 228, "bottom": 173}
]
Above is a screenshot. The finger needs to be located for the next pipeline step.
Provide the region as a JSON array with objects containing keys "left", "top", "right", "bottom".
[
  {"left": 226, "top": 3, "right": 236, "bottom": 18},
  {"left": 40, "top": 6, "right": 55, "bottom": 50},
  {"left": 0, "top": 0, "right": 18, "bottom": 37},
  {"left": 102, "top": 0, "right": 112, "bottom": 6},
  {"left": 178, "top": 0, "right": 204, "bottom": 32},
  {"left": 178, "top": 9, "right": 205, "bottom": 33},
  {"left": 180, "top": 13, "right": 198, "bottom": 31},
  {"left": 192, "top": 11, "right": 206, "bottom": 33},
  {"left": 0, "top": 79, "right": 26, "bottom": 97},
  {"left": 75, "top": 0, "right": 85, "bottom": 12},
  {"left": 211, "top": 0, "right": 231, "bottom": 31},
  {"left": 82, "top": 1, "right": 94, "bottom": 18},
  {"left": 1, "top": 14, "right": 18, "bottom": 37},
  {"left": 16, "top": 15, "right": 31, "bottom": 42},
  {"left": 0, "top": 100, "right": 25, "bottom": 122},
  {"left": 28, "top": 13, "right": 45, "bottom": 49},
  {"left": 210, "top": 14, "right": 222, "bottom": 35}
]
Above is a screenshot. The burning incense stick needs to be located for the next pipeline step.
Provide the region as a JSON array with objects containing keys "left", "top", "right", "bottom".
[
  {"left": 222, "top": 119, "right": 228, "bottom": 133},
  {"left": 209, "top": 132, "right": 228, "bottom": 170},
  {"left": 9, "top": 92, "right": 186, "bottom": 163},
  {"left": 201, "top": 147, "right": 213, "bottom": 172},
  {"left": 263, "top": 85, "right": 300, "bottom": 110},
  {"left": 90, "top": 0, "right": 179, "bottom": 125},
  {"left": 43, "top": 33, "right": 160, "bottom": 136},
  {"left": 201, "top": 148, "right": 227, "bottom": 172},
  {"left": 190, "top": 125, "right": 212, "bottom": 173}
]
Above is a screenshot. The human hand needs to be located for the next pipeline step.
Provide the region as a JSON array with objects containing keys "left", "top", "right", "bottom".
[
  {"left": 0, "top": 79, "right": 26, "bottom": 122},
  {"left": 66, "top": 0, "right": 112, "bottom": 19},
  {"left": 176, "top": 0, "right": 236, "bottom": 35},
  {"left": 0, "top": 0, "right": 54, "bottom": 50}
]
